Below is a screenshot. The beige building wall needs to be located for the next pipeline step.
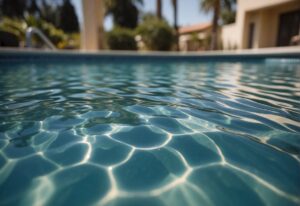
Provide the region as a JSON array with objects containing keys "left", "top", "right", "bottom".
[
  {"left": 222, "top": 0, "right": 300, "bottom": 49},
  {"left": 222, "top": 24, "right": 239, "bottom": 49},
  {"left": 179, "top": 30, "right": 211, "bottom": 51},
  {"left": 81, "top": 0, "right": 104, "bottom": 51}
]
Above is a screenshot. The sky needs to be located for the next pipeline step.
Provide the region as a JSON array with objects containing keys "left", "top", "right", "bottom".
[{"left": 72, "top": 0, "right": 211, "bottom": 31}]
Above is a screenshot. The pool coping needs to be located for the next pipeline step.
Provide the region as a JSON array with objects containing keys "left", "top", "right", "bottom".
[{"left": 0, "top": 46, "right": 299, "bottom": 61}]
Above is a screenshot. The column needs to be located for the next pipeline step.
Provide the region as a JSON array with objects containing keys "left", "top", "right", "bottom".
[{"left": 81, "top": 0, "right": 104, "bottom": 51}]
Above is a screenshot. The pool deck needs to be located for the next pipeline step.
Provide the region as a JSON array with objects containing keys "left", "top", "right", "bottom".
[{"left": 0, "top": 46, "right": 299, "bottom": 62}]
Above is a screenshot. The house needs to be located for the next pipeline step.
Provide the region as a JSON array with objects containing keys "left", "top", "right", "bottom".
[
  {"left": 178, "top": 23, "right": 212, "bottom": 51},
  {"left": 222, "top": 0, "right": 300, "bottom": 50}
]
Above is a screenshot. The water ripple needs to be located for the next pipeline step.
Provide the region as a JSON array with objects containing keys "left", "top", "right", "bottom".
[{"left": 0, "top": 60, "right": 300, "bottom": 206}]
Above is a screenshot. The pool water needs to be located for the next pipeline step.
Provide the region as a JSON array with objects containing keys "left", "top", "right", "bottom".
[{"left": 0, "top": 59, "right": 300, "bottom": 206}]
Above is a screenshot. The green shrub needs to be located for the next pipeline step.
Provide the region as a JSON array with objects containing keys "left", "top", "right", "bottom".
[
  {"left": 221, "top": 10, "right": 236, "bottom": 25},
  {"left": 0, "top": 17, "right": 26, "bottom": 40},
  {"left": 136, "top": 17, "right": 175, "bottom": 51},
  {"left": 0, "top": 16, "right": 80, "bottom": 49},
  {"left": 24, "top": 15, "right": 67, "bottom": 46},
  {"left": 106, "top": 27, "right": 137, "bottom": 50},
  {"left": 0, "top": 31, "right": 19, "bottom": 47}
]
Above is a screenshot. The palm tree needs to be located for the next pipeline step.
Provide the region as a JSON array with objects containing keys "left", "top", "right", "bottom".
[
  {"left": 171, "top": 0, "right": 178, "bottom": 50},
  {"left": 200, "top": 0, "right": 220, "bottom": 50},
  {"left": 39, "top": 0, "right": 60, "bottom": 27},
  {"left": 105, "top": 0, "right": 143, "bottom": 29},
  {"left": 221, "top": 0, "right": 236, "bottom": 25},
  {"left": 27, "top": 0, "right": 40, "bottom": 17},
  {"left": 200, "top": 0, "right": 236, "bottom": 50},
  {"left": 59, "top": 0, "right": 79, "bottom": 33},
  {"left": 156, "top": 0, "right": 162, "bottom": 19},
  {"left": 0, "top": 0, "right": 27, "bottom": 18}
]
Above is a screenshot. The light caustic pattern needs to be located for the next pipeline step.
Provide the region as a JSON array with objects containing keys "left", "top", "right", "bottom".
[{"left": 0, "top": 60, "right": 300, "bottom": 206}]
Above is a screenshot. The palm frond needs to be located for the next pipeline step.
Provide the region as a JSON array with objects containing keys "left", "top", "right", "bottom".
[{"left": 200, "top": 0, "right": 216, "bottom": 13}]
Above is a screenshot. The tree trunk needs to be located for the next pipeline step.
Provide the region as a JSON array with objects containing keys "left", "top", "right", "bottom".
[
  {"left": 172, "top": 0, "right": 179, "bottom": 51},
  {"left": 156, "top": 0, "right": 162, "bottom": 19},
  {"left": 210, "top": 0, "right": 220, "bottom": 50}
]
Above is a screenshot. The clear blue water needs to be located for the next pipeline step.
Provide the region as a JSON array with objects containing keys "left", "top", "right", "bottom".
[{"left": 0, "top": 59, "right": 300, "bottom": 206}]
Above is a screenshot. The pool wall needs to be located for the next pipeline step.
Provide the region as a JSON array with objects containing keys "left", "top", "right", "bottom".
[{"left": 0, "top": 47, "right": 299, "bottom": 63}]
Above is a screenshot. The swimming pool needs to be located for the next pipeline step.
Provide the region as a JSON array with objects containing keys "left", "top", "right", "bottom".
[{"left": 0, "top": 51, "right": 300, "bottom": 206}]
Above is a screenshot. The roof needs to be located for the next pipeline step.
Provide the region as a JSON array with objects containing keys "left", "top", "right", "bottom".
[{"left": 179, "top": 23, "right": 211, "bottom": 34}]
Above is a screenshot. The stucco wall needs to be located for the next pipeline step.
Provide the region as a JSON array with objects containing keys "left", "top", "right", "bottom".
[
  {"left": 243, "top": 1, "right": 300, "bottom": 48},
  {"left": 221, "top": 24, "right": 238, "bottom": 49},
  {"left": 222, "top": 0, "right": 299, "bottom": 49},
  {"left": 179, "top": 29, "right": 211, "bottom": 51},
  {"left": 81, "top": 0, "right": 104, "bottom": 51},
  {"left": 238, "top": 0, "right": 296, "bottom": 12}
]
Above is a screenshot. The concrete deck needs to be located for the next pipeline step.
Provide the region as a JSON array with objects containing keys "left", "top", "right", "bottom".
[{"left": 0, "top": 46, "right": 299, "bottom": 61}]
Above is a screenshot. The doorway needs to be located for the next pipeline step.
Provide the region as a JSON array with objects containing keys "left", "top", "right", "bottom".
[
  {"left": 248, "top": 22, "right": 255, "bottom": 49},
  {"left": 277, "top": 9, "right": 300, "bottom": 46}
]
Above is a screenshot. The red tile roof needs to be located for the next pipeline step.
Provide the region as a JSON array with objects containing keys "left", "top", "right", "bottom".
[{"left": 179, "top": 23, "right": 211, "bottom": 34}]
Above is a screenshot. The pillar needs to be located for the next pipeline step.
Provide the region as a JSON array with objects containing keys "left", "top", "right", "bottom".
[{"left": 81, "top": 0, "right": 104, "bottom": 51}]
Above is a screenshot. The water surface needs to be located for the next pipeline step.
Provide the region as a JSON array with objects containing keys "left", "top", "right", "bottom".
[{"left": 0, "top": 59, "right": 300, "bottom": 206}]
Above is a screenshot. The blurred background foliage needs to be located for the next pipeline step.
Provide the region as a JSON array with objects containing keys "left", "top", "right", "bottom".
[
  {"left": 0, "top": 0, "right": 178, "bottom": 51},
  {"left": 106, "top": 27, "right": 137, "bottom": 50},
  {"left": 136, "top": 14, "right": 175, "bottom": 51},
  {"left": 104, "top": 0, "right": 176, "bottom": 51},
  {"left": 104, "top": 0, "right": 143, "bottom": 29},
  {"left": 0, "top": 0, "right": 236, "bottom": 51},
  {"left": 106, "top": 13, "right": 174, "bottom": 51},
  {"left": 0, "top": 0, "right": 79, "bottom": 49}
]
